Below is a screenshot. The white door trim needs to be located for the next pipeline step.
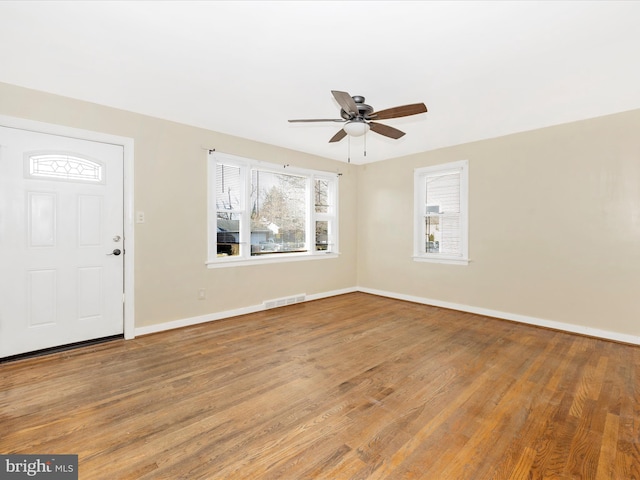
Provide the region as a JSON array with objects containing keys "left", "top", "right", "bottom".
[{"left": 0, "top": 115, "right": 135, "bottom": 340}]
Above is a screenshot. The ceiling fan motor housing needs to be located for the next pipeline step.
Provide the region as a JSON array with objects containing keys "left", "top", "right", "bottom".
[{"left": 340, "top": 95, "right": 374, "bottom": 120}]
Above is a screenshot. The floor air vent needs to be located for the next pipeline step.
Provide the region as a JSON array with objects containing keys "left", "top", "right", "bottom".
[{"left": 264, "top": 294, "right": 306, "bottom": 310}]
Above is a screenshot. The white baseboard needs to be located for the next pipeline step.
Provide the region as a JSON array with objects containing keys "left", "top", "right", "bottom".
[
  {"left": 305, "top": 286, "right": 358, "bottom": 302},
  {"left": 134, "top": 304, "right": 263, "bottom": 337},
  {"left": 133, "top": 286, "right": 358, "bottom": 337},
  {"left": 134, "top": 285, "right": 639, "bottom": 345},
  {"left": 357, "top": 287, "right": 640, "bottom": 346}
]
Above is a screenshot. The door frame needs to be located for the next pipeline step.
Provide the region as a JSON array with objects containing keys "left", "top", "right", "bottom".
[{"left": 0, "top": 114, "right": 135, "bottom": 340}]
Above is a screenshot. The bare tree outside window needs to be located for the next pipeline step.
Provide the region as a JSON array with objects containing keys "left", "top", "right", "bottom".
[{"left": 251, "top": 171, "right": 306, "bottom": 254}]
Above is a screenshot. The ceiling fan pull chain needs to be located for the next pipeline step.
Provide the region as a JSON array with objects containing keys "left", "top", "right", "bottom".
[
  {"left": 364, "top": 130, "right": 367, "bottom": 157},
  {"left": 348, "top": 135, "right": 351, "bottom": 163}
]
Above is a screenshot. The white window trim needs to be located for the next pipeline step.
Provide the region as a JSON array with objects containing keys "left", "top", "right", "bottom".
[
  {"left": 207, "top": 152, "right": 339, "bottom": 268},
  {"left": 413, "top": 159, "right": 469, "bottom": 265}
]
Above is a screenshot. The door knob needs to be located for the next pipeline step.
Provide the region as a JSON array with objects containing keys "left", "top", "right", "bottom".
[{"left": 107, "top": 249, "right": 122, "bottom": 256}]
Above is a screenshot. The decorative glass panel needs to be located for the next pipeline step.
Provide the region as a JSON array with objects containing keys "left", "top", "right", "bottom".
[{"left": 29, "top": 154, "right": 103, "bottom": 182}]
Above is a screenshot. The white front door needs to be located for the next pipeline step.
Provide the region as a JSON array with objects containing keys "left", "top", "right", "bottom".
[{"left": 0, "top": 126, "right": 124, "bottom": 358}]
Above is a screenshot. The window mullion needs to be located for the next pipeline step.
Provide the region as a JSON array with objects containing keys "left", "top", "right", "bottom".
[
  {"left": 307, "top": 176, "right": 314, "bottom": 253},
  {"left": 238, "top": 164, "right": 250, "bottom": 259}
]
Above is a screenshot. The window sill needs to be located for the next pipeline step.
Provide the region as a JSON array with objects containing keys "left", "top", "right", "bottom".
[
  {"left": 207, "top": 252, "right": 339, "bottom": 268},
  {"left": 413, "top": 255, "right": 469, "bottom": 266}
]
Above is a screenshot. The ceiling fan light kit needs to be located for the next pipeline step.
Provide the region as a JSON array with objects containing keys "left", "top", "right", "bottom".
[
  {"left": 288, "top": 90, "right": 427, "bottom": 147},
  {"left": 343, "top": 120, "right": 370, "bottom": 137}
]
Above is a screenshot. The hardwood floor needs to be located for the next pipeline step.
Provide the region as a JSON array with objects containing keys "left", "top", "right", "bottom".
[{"left": 1, "top": 292, "right": 639, "bottom": 479}]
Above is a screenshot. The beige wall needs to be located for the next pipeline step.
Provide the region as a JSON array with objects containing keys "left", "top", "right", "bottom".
[
  {"left": 357, "top": 109, "right": 640, "bottom": 337},
  {"left": 2, "top": 81, "right": 639, "bottom": 339},
  {"left": 0, "top": 82, "right": 358, "bottom": 328}
]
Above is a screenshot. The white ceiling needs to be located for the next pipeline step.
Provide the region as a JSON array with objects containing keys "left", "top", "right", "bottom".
[{"left": 1, "top": 1, "right": 640, "bottom": 164}]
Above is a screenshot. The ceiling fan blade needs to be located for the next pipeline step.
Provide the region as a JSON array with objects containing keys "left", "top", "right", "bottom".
[
  {"left": 369, "top": 103, "right": 427, "bottom": 120},
  {"left": 331, "top": 90, "right": 359, "bottom": 117},
  {"left": 288, "top": 118, "right": 345, "bottom": 123},
  {"left": 329, "top": 129, "right": 347, "bottom": 143},
  {"left": 369, "top": 122, "right": 406, "bottom": 139}
]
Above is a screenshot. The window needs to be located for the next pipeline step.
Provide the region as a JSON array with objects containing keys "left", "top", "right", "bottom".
[
  {"left": 208, "top": 152, "right": 338, "bottom": 266},
  {"left": 414, "top": 160, "right": 469, "bottom": 265}
]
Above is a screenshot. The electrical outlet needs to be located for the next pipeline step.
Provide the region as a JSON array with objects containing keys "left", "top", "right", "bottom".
[
  {"left": 136, "top": 211, "right": 145, "bottom": 223},
  {"left": 198, "top": 288, "right": 206, "bottom": 300}
]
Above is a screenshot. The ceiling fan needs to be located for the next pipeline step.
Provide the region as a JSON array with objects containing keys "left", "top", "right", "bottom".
[{"left": 288, "top": 90, "right": 427, "bottom": 143}]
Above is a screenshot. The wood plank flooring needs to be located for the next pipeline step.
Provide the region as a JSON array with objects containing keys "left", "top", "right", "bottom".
[{"left": 1, "top": 292, "right": 639, "bottom": 479}]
